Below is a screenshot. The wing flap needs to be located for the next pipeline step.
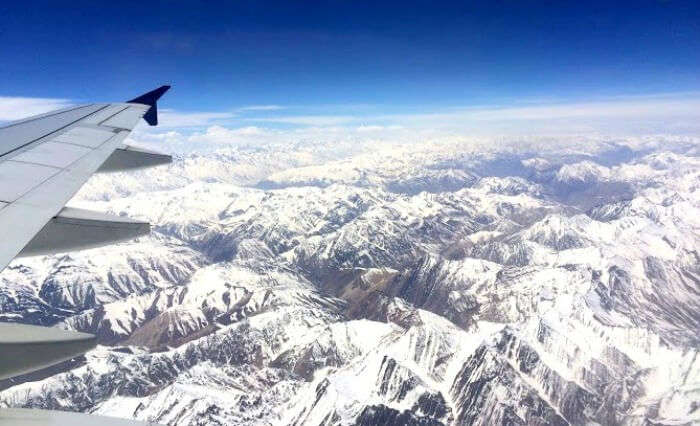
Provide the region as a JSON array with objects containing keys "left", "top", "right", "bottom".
[
  {"left": 98, "top": 145, "right": 172, "bottom": 173},
  {"left": 0, "top": 323, "right": 97, "bottom": 380},
  {"left": 19, "top": 207, "right": 150, "bottom": 257}
]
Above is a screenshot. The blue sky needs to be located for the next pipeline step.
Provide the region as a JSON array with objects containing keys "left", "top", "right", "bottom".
[{"left": 1, "top": 1, "right": 699, "bottom": 136}]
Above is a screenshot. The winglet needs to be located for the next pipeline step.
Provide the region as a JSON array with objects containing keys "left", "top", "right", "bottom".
[{"left": 127, "top": 85, "right": 171, "bottom": 126}]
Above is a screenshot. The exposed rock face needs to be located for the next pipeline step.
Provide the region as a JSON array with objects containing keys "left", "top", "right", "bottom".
[{"left": 0, "top": 138, "right": 698, "bottom": 425}]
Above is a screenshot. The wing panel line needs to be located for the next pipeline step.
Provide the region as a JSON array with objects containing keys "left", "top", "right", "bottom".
[
  {"left": 0, "top": 104, "right": 111, "bottom": 160},
  {"left": 0, "top": 104, "right": 96, "bottom": 130},
  {"left": 97, "top": 105, "right": 130, "bottom": 126}
]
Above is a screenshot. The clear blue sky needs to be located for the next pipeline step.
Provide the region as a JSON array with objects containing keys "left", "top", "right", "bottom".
[{"left": 0, "top": 0, "right": 699, "bottom": 112}]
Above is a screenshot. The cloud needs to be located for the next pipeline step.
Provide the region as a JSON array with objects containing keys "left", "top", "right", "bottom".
[
  {"left": 410, "top": 97, "right": 700, "bottom": 122},
  {"left": 240, "top": 93, "right": 700, "bottom": 135},
  {"left": 125, "top": 92, "right": 700, "bottom": 156},
  {"left": 3, "top": 90, "right": 698, "bottom": 138},
  {"left": 246, "top": 115, "right": 357, "bottom": 126},
  {"left": 396, "top": 96, "right": 700, "bottom": 134},
  {"left": 356, "top": 125, "right": 403, "bottom": 132},
  {"left": 153, "top": 106, "right": 287, "bottom": 129},
  {"left": 129, "top": 125, "right": 276, "bottom": 151},
  {"left": 356, "top": 125, "right": 385, "bottom": 132},
  {"left": 237, "top": 105, "right": 285, "bottom": 111},
  {"left": 19, "top": 91, "right": 691, "bottom": 156},
  {"left": 157, "top": 109, "right": 236, "bottom": 128},
  {"left": 188, "top": 125, "right": 269, "bottom": 143},
  {"left": 0, "top": 96, "right": 73, "bottom": 121}
]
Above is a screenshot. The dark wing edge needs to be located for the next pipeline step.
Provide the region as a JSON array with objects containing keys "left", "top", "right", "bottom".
[{"left": 127, "top": 85, "right": 171, "bottom": 126}]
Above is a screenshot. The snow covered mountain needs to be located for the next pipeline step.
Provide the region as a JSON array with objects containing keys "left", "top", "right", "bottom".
[{"left": 0, "top": 136, "right": 698, "bottom": 425}]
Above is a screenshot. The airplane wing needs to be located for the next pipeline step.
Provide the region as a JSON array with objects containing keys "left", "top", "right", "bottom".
[
  {"left": 0, "top": 86, "right": 172, "bottom": 425},
  {"left": 0, "top": 85, "right": 171, "bottom": 271}
]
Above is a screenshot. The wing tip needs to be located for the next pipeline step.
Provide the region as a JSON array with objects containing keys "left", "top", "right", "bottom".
[
  {"left": 127, "top": 85, "right": 171, "bottom": 126},
  {"left": 127, "top": 85, "right": 171, "bottom": 104}
]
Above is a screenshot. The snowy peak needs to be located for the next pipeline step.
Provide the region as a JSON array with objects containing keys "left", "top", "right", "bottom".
[{"left": 556, "top": 160, "right": 610, "bottom": 185}]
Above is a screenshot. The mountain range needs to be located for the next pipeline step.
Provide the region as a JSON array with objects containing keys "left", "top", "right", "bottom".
[{"left": 0, "top": 135, "right": 697, "bottom": 425}]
